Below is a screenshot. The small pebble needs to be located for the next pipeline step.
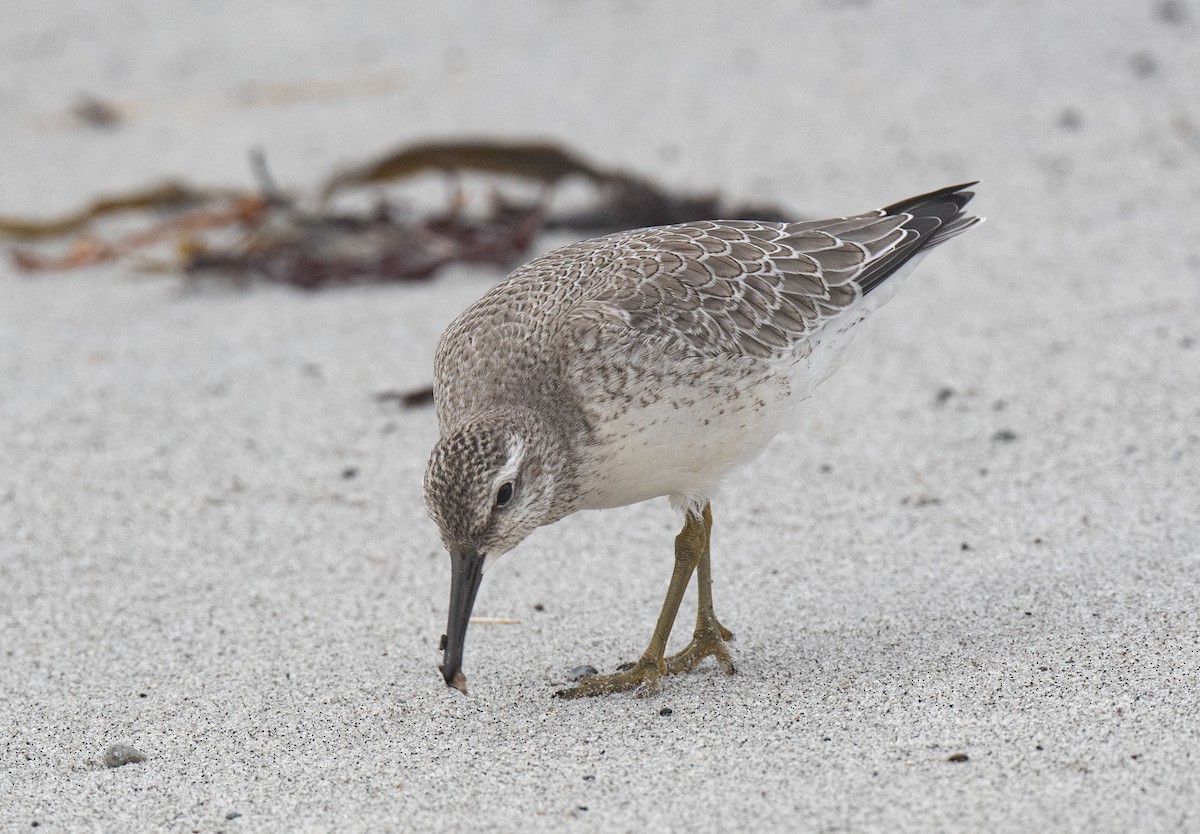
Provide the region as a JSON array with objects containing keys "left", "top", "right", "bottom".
[
  {"left": 341, "top": 467, "right": 359, "bottom": 479},
  {"left": 1157, "top": 0, "right": 1187, "bottom": 24},
  {"left": 582, "top": 774, "right": 595, "bottom": 781},
  {"left": 568, "top": 665, "right": 598, "bottom": 681},
  {"left": 1130, "top": 51, "right": 1158, "bottom": 78},
  {"left": 226, "top": 811, "right": 242, "bottom": 821},
  {"left": 947, "top": 752, "right": 969, "bottom": 763},
  {"left": 103, "top": 744, "right": 146, "bottom": 768},
  {"left": 992, "top": 429, "right": 1018, "bottom": 443},
  {"left": 1058, "top": 107, "right": 1083, "bottom": 131},
  {"left": 935, "top": 386, "right": 955, "bottom": 405},
  {"left": 533, "top": 603, "right": 545, "bottom": 612},
  {"left": 659, "top": 707, "right": 673, "bottom": 716},
  {"left": 70, "top": 94, "right": 123, "bottom": 128}
]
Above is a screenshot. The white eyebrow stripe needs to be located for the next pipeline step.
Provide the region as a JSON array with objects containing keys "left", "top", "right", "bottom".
[{"left": 495, "top": 436, "right": 525, "bottom": 486}]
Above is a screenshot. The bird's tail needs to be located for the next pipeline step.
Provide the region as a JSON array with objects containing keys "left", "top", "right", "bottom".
[
  {"left": 883, "top": 182, "right": 981, "bottom": 249},
  {"left": 858, "top": 182, "right": 982, "bottom": 295}
]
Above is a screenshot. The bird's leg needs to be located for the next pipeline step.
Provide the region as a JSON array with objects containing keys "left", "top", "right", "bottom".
[
  {"left": 555, "top": 508, "right": 707, "bottom": 699},
  {"left": 664, "top": 502, "right": 735, "bottom": 676}
]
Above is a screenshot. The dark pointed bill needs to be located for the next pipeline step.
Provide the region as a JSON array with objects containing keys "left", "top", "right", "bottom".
[{"left": 439, "top": 548, "right": 485, "bottom": 694}]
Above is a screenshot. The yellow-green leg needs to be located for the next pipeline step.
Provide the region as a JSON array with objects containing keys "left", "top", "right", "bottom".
[
  {"left": 555, "top": 506, "right": 708, "bottom": 699},
  {"left": 664, "top": 503, "right": 735, "bottom": 675}
]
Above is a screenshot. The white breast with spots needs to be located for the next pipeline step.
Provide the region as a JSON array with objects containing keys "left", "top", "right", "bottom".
[{"left": 574, "top": 362, "right": 794, "bottom": 514}]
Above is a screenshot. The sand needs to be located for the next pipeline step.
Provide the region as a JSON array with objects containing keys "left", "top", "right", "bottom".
[{"left": 3, "top": 1, "right": 1199, "bottom": 831}]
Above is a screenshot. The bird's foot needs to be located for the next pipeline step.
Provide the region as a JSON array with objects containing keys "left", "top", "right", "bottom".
[
  {"left": 554, "top": 655, "right": 662, "bottom": 699},
  {"left": 664, "top": 618, "right": 735, "bottom": 676}
]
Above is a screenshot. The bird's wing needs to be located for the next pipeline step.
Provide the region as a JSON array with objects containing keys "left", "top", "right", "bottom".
[{"left": 568, "top": 184, "right": 979, "bottom": 360}]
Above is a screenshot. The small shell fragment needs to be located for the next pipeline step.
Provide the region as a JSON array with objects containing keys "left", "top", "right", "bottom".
[
  {"left": 568, "top": 665, "right": 598, "bottom": 681},
  {"left": 103, "top": 744, "right": 146, "bottom": 768}
]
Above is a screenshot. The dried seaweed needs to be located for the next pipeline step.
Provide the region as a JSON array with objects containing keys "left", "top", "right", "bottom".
[
  {"left": 0, "top": 181, "right": 232, "bottom": 239},
  {"left": 319, "top": 139, "right": 791, "bottom": 232},
  {"left": 546, "top": 172, "right": 791, "bottom": 233},
  {"left": 7, "top": 138, "right": 791, "bottom": 287},
  {"left": 185, "top": 198, "right": 544, "bottom": 289},
  {"left": 12, "top": 196, "right": 268, "bottom": 270},
  {"left": 319, "top": 139, "right": 607, "bottom": 205}
]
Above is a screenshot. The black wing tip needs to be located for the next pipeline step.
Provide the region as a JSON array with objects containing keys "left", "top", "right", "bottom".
[
  {"left": 886, "top": 181, "right": 982, "bottom": 251},
  {"left": 856, "top": 182, "right": 981, "bottom": 296},
  {"left": 882, "top": 181, "right": 979, "bottom": 218}
]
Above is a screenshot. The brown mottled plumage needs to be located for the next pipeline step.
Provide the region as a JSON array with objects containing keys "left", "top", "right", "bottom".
[{"left": 425, "top": 183, "right": 981, "bottom": 696}]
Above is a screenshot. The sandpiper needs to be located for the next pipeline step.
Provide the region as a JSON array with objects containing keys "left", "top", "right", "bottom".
[{"left": 424, "top": 183, "right": 981, "bottom": 697}]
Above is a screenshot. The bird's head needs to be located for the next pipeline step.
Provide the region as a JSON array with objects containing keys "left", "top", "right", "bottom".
[{"left": 423, "top": 409, "right": 560, "bottom": 692}]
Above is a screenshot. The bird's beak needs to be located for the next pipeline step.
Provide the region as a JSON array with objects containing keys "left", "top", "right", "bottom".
[{"left": 439, "top": 548, "right": 485, "bottom": 694}]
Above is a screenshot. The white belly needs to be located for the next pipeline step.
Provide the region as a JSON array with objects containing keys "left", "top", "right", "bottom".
[{"left": 576, "top": 368, "right": 793, "bottom": 513}]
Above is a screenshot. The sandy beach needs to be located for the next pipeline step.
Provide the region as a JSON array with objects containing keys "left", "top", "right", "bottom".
[{"left": 3, "top": 1, "right": 1199, "bottom": 831}]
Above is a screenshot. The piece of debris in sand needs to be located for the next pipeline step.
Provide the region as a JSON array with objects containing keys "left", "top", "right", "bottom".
[
  {"left": 0, "top": 181, "right": 228, "bottom": 240},
  {"left": 102, "top": 744, "right": 147, "bottom": 768},
  {"left": 183, "top": 197, "right": 544, "bottom": 289},
  {"left": 375, "top": 387, "right": 435, "bottom": 409},
  {"left": 319, "top": 139, "right": 608, "bottom": 205},
  {"left": 7, "top": 138, "right": 792, "bottom": 286}
]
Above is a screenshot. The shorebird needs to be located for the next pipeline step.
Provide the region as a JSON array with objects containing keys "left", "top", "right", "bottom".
[{"left": 424, "top": 183, "right": 981, "bottom": 697}]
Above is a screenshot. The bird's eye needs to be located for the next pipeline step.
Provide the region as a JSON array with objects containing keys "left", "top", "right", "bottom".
[{"left": 495, "top": 481, "right": 515, "bottom": 508}]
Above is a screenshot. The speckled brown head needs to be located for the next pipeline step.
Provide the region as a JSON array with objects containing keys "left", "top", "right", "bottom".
[{"left": 423, "top": 406, "right": 567, "bottom": 692}]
